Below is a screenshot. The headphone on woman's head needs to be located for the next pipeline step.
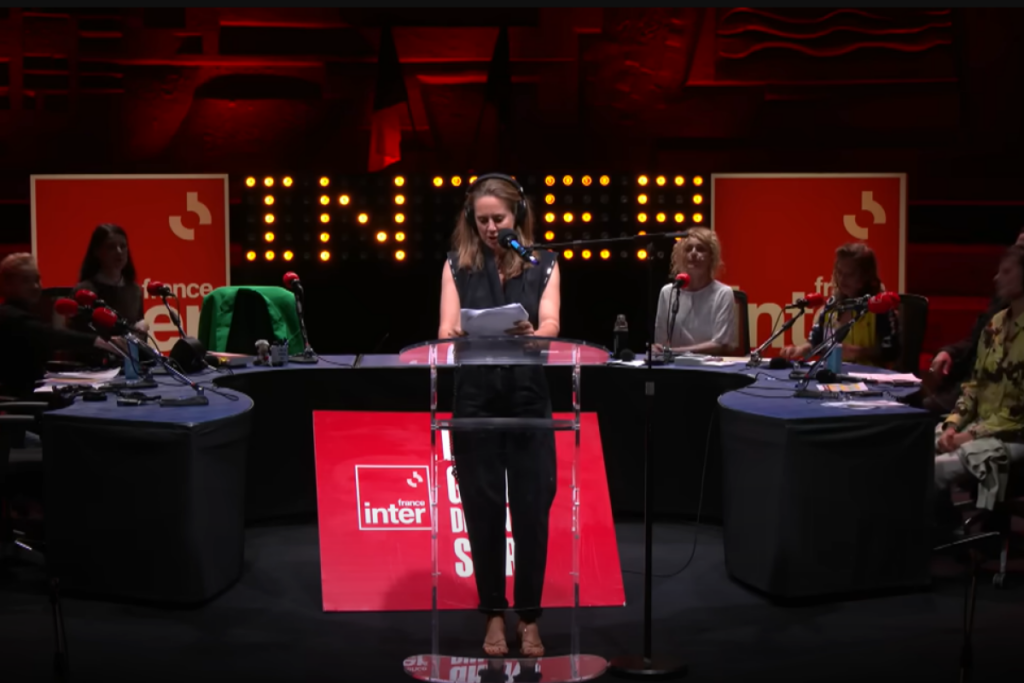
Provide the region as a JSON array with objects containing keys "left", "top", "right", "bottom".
[{"left": 463, "top": 173, "right": 528, "bottom": 229}]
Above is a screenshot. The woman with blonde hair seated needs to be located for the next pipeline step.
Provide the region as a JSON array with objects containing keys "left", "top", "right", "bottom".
[{"left": 653, "top": 227, "right": 737, "bottom": 356}]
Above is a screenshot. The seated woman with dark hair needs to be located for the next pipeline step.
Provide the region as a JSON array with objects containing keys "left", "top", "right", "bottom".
[
  {"left": 73, "top": 223, "right": 148, "bottom": 334},
  {"left": 780, "top": 242, "right": 900, "bottom": 368}
]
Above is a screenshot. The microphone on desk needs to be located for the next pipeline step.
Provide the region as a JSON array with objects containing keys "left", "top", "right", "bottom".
[
  {"left": 498, "top": 229, "right": 540, "bottom": 266},
  {"left": 92, "top": 309, "right": 209, "bottom": 406},
  {"left": 146, "top": 280, "right": 186, "bottom": 338},
  {"left": 144, "top": 279, "right": 208, "bottom": 374},
  {"left": 282, "top": 271, "right": 318, "bottom": 364}
]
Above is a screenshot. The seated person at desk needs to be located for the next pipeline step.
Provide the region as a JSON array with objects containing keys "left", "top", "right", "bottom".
[
  {"left": 925, "top": 226, "right": 1024, "bottom": 414},
  {"left": 652, "top": 227, "right": 737, "bottom": 356},
  {"left": 73, "top": 223, "right": 149, "bottom": 335},
  {"left": 0, "top": 253, "right": 121, "bottom": 398},
  {"left": 934, "top": 245, "right": 1024, "bottom": 531},
  {"left": 780, "top": 242, "right": 900, "bottom": 368}
]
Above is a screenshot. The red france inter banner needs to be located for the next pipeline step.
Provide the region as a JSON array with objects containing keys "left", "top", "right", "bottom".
[
  {"left": 712, "top": 173, "right": 906, "bottom": 355},
  {"left": 313, "top": 411, "right": 626, "bottom": 612},
  {"left": 31, "top": 174, "right": 230, "bottom": 353}
]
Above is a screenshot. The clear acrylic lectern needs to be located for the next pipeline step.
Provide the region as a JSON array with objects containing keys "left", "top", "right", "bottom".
[{"left": 398, "top": 336, "right": 611, "bottom": 683}]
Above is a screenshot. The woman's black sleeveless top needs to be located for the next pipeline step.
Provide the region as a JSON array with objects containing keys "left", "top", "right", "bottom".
[{"left": 446, "top": 250, "right": 557, "bottom": 330}]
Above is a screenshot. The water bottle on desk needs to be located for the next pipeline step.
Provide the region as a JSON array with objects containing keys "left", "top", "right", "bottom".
[
  {"left": 825, "top": 343, "right": 843, "bottom": 375},
  {"left": 613, "top": 315, "right": 629, "bottom": 359},
  {"left": 124, "top": 338, "right": 140, "bottom": 381}
]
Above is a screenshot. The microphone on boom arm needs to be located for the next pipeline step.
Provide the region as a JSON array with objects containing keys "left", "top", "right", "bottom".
[
  {"left": 145, "top": 280, "right": 208, "bottom": 374},
  {"left": 282, "top": 271, "right": 319, "bottom": 364}
]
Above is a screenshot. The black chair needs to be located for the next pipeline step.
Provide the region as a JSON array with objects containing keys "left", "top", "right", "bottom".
[
  {"left": 0, "top": 397, "right": 68, "bottom": 681},
  {"left": 896, "top": 292, "right": 929, "bottom": 375},
  {"left": 959, "top": 465, "right": 1024, "bottom": 588},
  {"left": 732, "top": 289, "right": 750, "bottom": 356}
]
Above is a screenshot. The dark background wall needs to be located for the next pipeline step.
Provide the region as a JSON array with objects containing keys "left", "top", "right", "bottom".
[{"left": 2, "top": 7, "right": 1023, "bottom": 354}]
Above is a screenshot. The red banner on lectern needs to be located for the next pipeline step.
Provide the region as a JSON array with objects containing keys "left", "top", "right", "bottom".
[
  {"left": 712, "top": 174, "right": 906, "bottom": 355},
  {"left": 31, "top": 175, "right": 230, "bottom": 352},
  {"left": 313, "top": 411, "right": 626, "bottom": 612}
]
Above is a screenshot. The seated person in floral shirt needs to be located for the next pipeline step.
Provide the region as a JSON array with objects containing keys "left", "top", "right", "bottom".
[{"left": 935, "top": 245, "right": 1024, "bottom": 532}]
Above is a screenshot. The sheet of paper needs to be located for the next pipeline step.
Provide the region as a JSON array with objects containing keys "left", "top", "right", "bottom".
[
  {"left": 819, "top": 382, "right": 870, "bottom": 393},
  {"left": 848, "top": 372, "right": 921, "bottom": 384},
  {"left": 460, "top": 303, "right": 530, "bottom": 337},
  {"left": 821, "top": 400, "right": 906, "bottom": 409},
  {"left": 43, "top": 368, "right": 121, "bottom": 382}
]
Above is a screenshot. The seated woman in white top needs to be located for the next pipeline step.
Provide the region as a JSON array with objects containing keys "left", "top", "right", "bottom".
[{"left": 653, "top": 227, "right": 738, "bottom": 356}]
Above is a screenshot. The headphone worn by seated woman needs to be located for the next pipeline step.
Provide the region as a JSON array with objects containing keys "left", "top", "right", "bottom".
[{"left": 463, "top": 173, "right": 528, "bottom": 229}]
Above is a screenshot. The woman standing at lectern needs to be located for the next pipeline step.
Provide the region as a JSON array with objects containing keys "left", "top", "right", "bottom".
[{"left": 437, "top": 174, "right": 560, "bottom": 658}]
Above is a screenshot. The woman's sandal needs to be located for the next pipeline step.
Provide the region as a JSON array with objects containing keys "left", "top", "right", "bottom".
[
  {"left": 483, "top": 614, "right": 508, "bottom": 657},
  {"left": 516, "top": 621, "right": 545, "bottom": 657}
]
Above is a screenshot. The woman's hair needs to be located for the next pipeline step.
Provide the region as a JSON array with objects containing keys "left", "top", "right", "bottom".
[
  {"left": 452, "top": 178, "right": 537, "bottom": 280},
  {"left": 1002, "top": 244, "right": 1024, "bottom": 290},
  {"left": 669, "top": 227, "right": 722, "bottom": 279},
  {"left": 833, "top": 242, "right": 882, "bottom": 299},
  {"left": 79, "top": 223, "right": 136, "bottom": 285}
]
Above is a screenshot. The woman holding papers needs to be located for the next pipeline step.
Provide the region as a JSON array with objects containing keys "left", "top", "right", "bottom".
[
  {"left": 780, "top": 242, "right": 900, "bottom": 368},
  {"left": 652, "top": 227, "right": 737, "bottom": 356},
  {"left": 437, "top": 173, "right": 560, "bottom": 658}
]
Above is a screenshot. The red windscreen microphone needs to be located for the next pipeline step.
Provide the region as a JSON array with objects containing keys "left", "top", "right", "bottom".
[
  {"left": 672, "top": 273, "right": 690, "bottom": 290},
  {"left": 837, "top": 291, "right": 901, "bottom": 314},
  {"left": 867, "top": 292, "right": 901, "bottom": 313},
  {"left": 147, "top": 280, "right": 172, "bottom": 297},
  {"left": 283, "top": 271, "right": 302, "bottom": 292},
  {"left": 54, "top": 298, "right": 84, "bottom": 317},
  {"left": 74, "top": 289, "right": 98, "bottom": 307},
  {"left": 91, "top": 306, "right": 129, "bottom": 332},
  {"left": 786, "top": 293, "right": 827, "bottom": 310}
]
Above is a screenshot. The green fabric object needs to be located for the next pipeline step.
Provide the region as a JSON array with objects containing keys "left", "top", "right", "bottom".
[{"left": 198, "top": 286, "right": 304, "bottom": 355}]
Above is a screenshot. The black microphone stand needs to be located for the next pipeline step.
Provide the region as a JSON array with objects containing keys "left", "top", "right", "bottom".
[
  {"left": 158, "top": 292, "right": 187, "bottom": 339},
  {"left": 288, "top": 284, "right": 319, "bottom": 365},
  {"left": 667, "top": 287, "right": 680, "bottom": 354},
  {"left": 155, "top": 291, "right": 209, "bottom": 374},
  {"left": 544, "top": 231, "right": 689, "bottom": 679},
  {"left": 746, "top": 304, "right": 815, "bottom": 367},
  {"left": 122, "top": 331, "right": 209, "bottom": 406},
  {"left": 792, "top": 309, "right": 863, "bottom": 399}
]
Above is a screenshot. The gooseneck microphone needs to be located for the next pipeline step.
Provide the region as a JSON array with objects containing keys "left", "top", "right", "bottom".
[
  {"left": 748, "top": 290, "right": 831, "bottom": 367},
  {"left": 497, "top": 228, "right": 540, "bottom": 266},
  {"left": 146, "top": 280, "right": 186, "bottom": 339},
  {"left": 282, "top": 271, "right": 319, "bottom": 364},
  {"left": 143, "top": 280, "right": 208, "bottom": 374}
]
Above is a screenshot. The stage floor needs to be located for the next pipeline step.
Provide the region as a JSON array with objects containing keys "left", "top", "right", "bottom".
[{"left": 1, "top": 520, "right": 1022, "bottom": 683}]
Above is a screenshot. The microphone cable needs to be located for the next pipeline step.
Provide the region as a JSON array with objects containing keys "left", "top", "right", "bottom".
[{"left": 623, "top": 408, "right": 716, "bottom": 579}]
